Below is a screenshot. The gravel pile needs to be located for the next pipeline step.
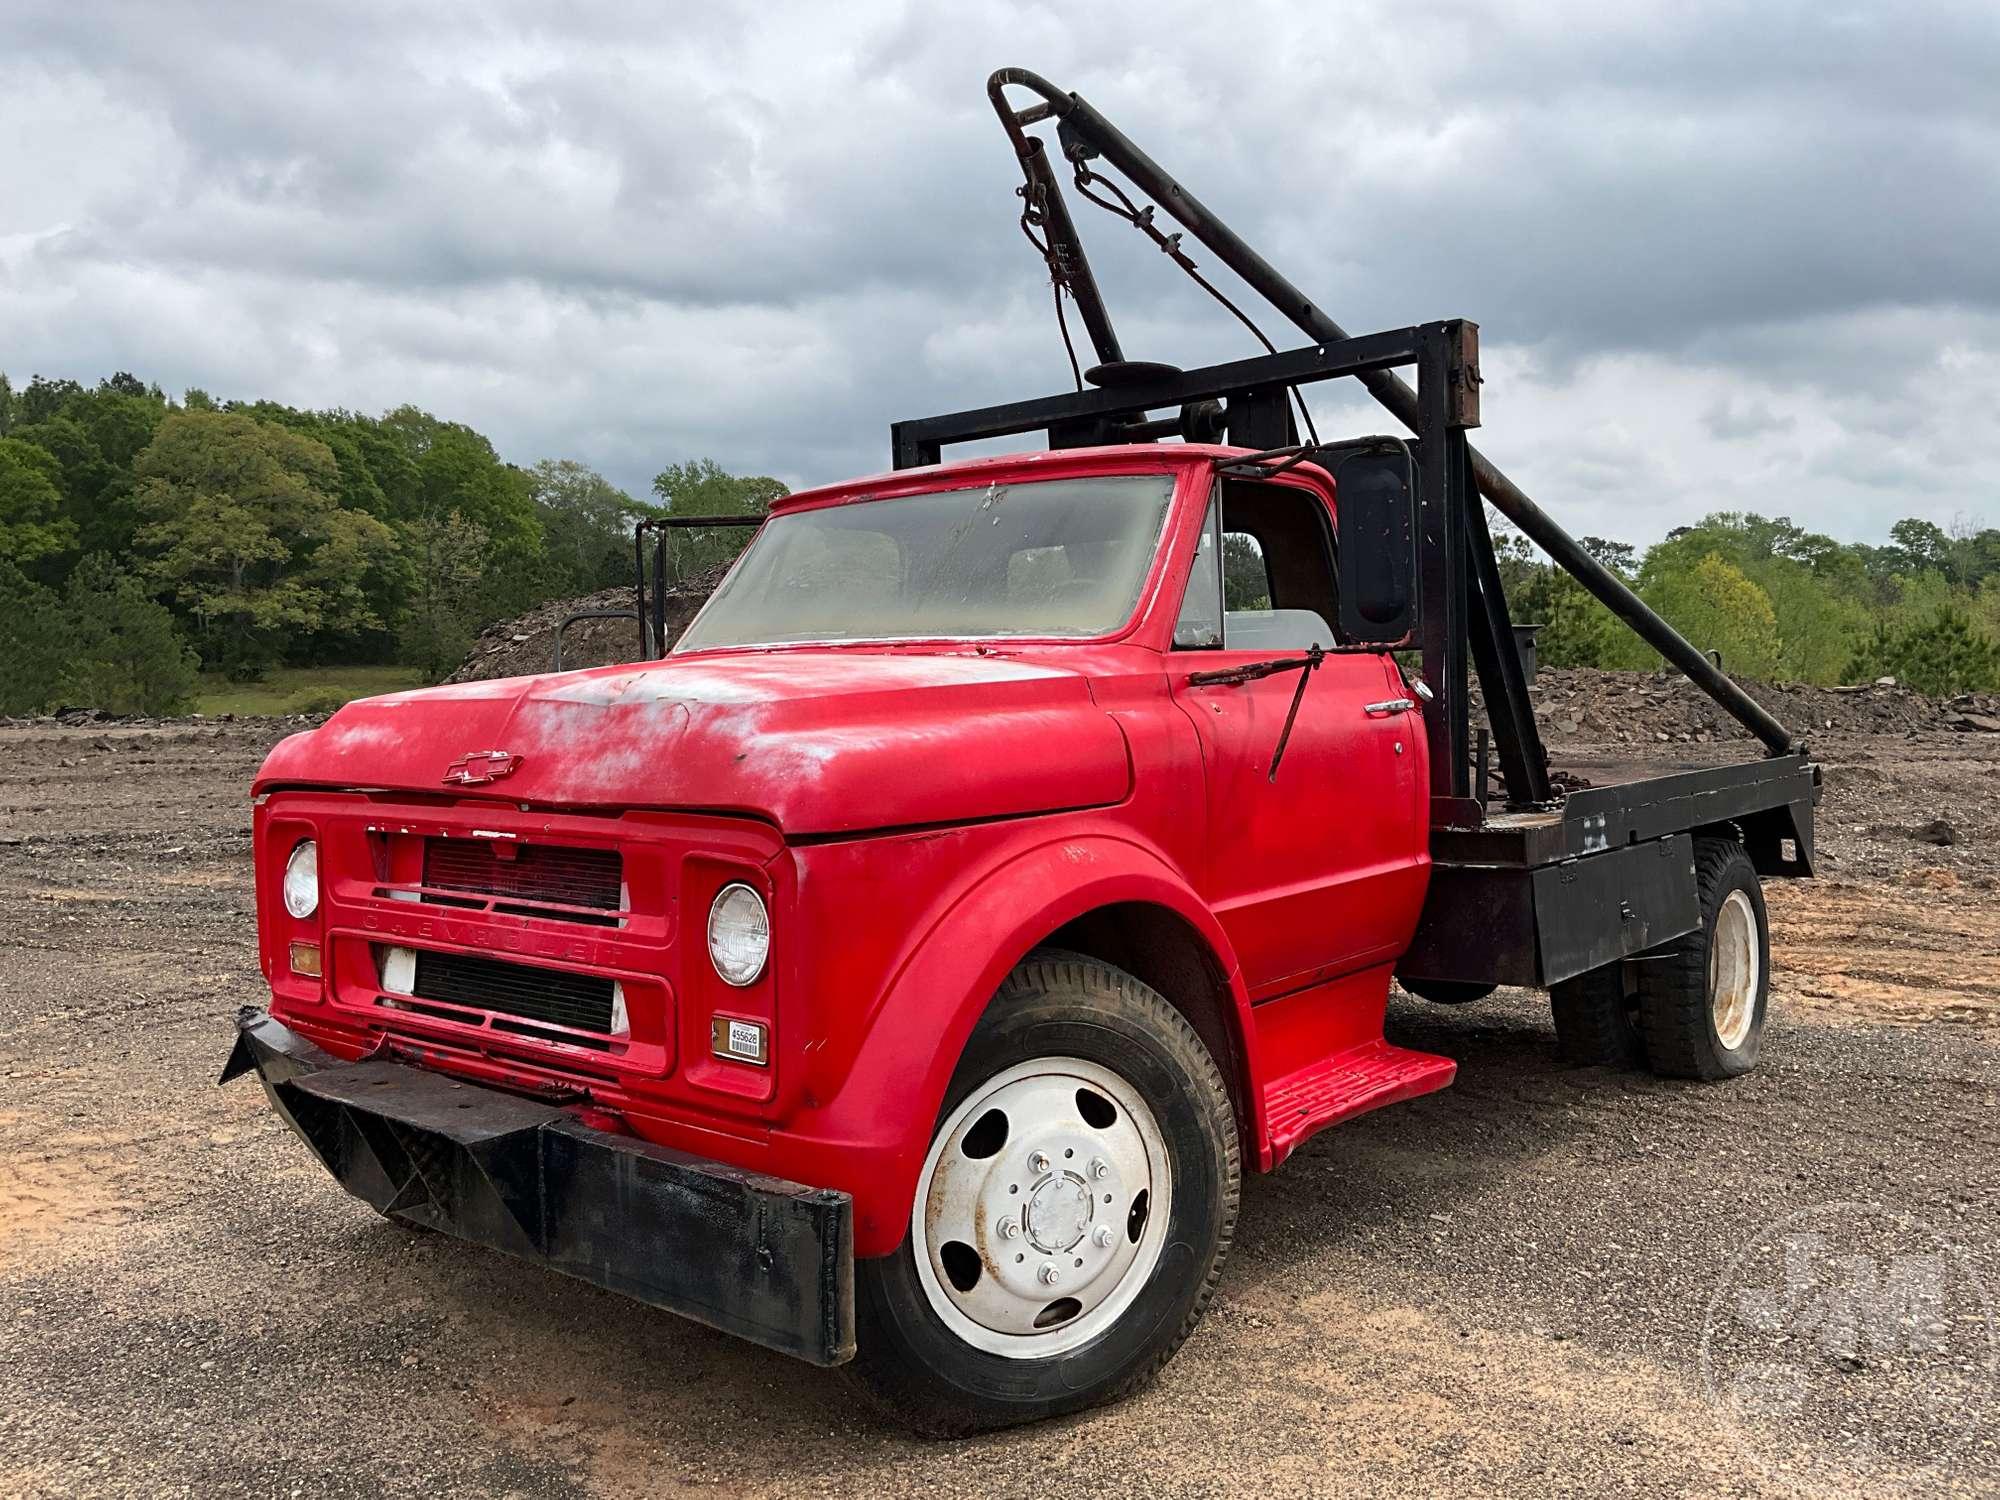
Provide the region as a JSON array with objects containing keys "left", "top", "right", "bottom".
[
  {"left": 1479, "top": 668, "right": 2000, "bottom": 746},
  {"left": 443, "top": 566, "right": 728, "bottom": 684}
]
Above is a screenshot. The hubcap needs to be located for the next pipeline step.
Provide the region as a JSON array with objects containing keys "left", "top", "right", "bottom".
[
  {"left": 1711, "top": 888, "right": 1760, "bottom": 1051},
  {"left": 911, "top": 1057, "right": 1171, "bottom": 1358}
]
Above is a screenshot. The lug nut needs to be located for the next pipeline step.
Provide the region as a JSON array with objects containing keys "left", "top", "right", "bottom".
[
  {"left": 1039, "top": 1261, "right": 1061, "bottom": 1286},
  {"left": 1029, "top": 1151, "right": 1051, "bottom": 1175},
  {"left": 1093, "top": 1224, "right": 1114, "bottom": 1248},
  {"left": 999, "top": 1217, "right": 1021, "bottom": 1240},
  {"left": 1089, "top": 1157, "right": 1109, "bottom": 1180}
]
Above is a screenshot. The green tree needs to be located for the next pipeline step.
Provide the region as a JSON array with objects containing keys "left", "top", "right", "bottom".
[
  {"left": 1529, "top": 569, "right": 1626, "bottom": 669},
  {"left": 16, "top": 376, "right": 82, "bottom": 427},
  {"left": 54, "top": 554, "right": 199, "bottom": 715},
  {"left": 399, "top": 509, "right": 490, "bottom": 681},
  {"left": 133, "top": 411, "right": 400, "bottom": 677},
  {"left": 0, "top": 561, "right": 64, "bottom": 713},
  {"left": 1580, "top": 535, "right": 1637, "bottom": 573},
  {"left": 11, "top": 414, "right": 108, "bottom": 520},
  {"left": 0, "top": 437, "right": 76, "bottom": 569},
  {"left": 1222, "top": 532, "right": 1270, "bottom": 610},
  {"left": 1886, "top": 518, "right": 1954, "bottom": 579},
  {"left": 1493, "top": 518, "right": 1627, "bottom": 670},
  {"left": 648, "top": 459, "right": 787, "bottom": 578},
  {"left": 1636, "top": 551, "right": 1782, "bottom": 677},
  {"left": 1755, "top": 559, "right": 1874, "bottom": 683},
  {"left": 1975, "top": 577, "right": 2000, "bottom": 648},
  {"left": 383, "top": 408, "right": 537, "bottom": 539},
  {"left": 531, "top": 459, "right": 640, "bottom": 595},
  {"left": 1848, "top": 608, "right": 2000, "bottom": 695}
]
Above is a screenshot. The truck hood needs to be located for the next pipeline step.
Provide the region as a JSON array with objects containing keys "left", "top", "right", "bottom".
[{"left": 255, "top": 650, "right": 1134, "bottom": 836}]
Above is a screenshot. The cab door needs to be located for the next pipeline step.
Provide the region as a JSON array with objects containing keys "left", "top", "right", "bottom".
[{"left": 1168, "top": 477, "right": 1428, "bottom": 1000}]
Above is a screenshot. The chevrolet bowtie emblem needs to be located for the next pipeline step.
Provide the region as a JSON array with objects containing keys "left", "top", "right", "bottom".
[{"left": 443, "top": 749, "right": 521, "bottom": 786}]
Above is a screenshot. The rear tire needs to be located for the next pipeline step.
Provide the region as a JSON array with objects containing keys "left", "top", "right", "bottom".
[
  {"left": 1636, "top": 838, "right": 1769, "bottom": 1080},
  {"left": 1550, "top": 962, "right": 1645, "bottom": 1068},
  {"left": 846, "top": 951, "right": 1239, "bottom": 1435},
  {"left": 1399, "top": 977, "right": 1497, "bottom": 1006}
]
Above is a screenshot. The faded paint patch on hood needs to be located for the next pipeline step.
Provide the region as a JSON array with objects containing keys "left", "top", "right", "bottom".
[{"left": 254, "top": 651, "right": 1134, "bottom": 835}]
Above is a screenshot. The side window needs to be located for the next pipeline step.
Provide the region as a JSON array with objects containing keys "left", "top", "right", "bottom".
[
  {"left": 1217, "top": 481, "right": 1338, "bottom": 652},
  {"left": 1172, "top": 494, "right": 1223, "bottom": 649}
]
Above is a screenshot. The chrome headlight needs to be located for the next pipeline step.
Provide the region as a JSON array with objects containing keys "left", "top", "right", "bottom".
[
  {"left": 282, "top": 840, "right": 320, "bottom": 919},
  {"left": 707, "top": 883, "right": 769, "bottom": 986}
]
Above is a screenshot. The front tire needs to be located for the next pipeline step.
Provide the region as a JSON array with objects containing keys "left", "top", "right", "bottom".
[{"left": 847, "top": 951, "right": 1239, "bottom": 1435}]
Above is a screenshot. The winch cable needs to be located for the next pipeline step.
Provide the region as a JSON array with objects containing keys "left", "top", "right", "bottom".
[{"left": 1064, "top": 157, "right": 1320, "bottom": 447}]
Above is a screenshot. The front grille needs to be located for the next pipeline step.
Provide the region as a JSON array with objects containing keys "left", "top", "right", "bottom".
[
  {"left": 422, "top": 839, "right": 622, "bottom": 920},
  {"left": 411, "top": 950, "right": 616, "bottom": 1034}
]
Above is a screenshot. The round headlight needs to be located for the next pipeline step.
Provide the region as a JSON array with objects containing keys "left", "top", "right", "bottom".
[
  {"left": 283, "top": 840, "right": 320, "bottom": 919},
  {"left": 707, "top": 883, "right": 769, "bottom": 986}
]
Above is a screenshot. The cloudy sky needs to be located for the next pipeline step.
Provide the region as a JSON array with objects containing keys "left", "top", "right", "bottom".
[{"left": 5, "top": 1, "right": 1998, "bottom": 546}]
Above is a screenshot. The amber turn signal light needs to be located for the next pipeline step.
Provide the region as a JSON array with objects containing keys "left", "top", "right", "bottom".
[{"left": 289, "top": 940, "right": 323, "bottom": 978}]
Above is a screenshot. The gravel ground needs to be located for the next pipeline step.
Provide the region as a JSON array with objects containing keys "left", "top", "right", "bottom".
[{"left": 1, "top": 718, "right": 1996, "bottom": 1498}]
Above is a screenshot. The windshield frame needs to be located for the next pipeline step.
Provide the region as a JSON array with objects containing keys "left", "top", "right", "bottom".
[{"left": 669, "top": 460, "right": 1201, "bottom": 657}]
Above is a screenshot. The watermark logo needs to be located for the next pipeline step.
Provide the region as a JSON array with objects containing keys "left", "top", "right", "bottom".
[{"left": 1700, "top": 1202, "right": 1996, "bottom": 1489}]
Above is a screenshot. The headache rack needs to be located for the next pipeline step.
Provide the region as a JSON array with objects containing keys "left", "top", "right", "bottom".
[{"left": 886, "top": 68, "right": 1821, "bottom": 991}]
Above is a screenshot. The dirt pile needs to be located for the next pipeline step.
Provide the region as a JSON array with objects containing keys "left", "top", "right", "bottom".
[
  {"left": 1478, "top": 668, "right": 2000, "bottom": 747},
  {"left": 443, "top": 566, "right": 728, "bottom": 684}
]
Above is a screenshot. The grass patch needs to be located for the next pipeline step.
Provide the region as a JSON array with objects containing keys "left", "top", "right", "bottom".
[{"left": 194, "top": 664, "right": 427, "bottom": 717}]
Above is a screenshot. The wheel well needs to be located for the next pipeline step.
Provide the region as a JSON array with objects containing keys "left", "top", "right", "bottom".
[
  {"left": 1042, "top": 903, "right": 1252, "bottom": 1142},
  {"left": 1698, "top": 811, "right": 1810, "bottom": 878}
]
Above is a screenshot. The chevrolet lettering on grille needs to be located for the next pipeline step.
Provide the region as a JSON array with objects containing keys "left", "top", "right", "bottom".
[{"left": 443, "top": 749, "right": 520, "bottom": 786}]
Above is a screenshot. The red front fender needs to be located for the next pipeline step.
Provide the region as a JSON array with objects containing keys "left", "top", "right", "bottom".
[{"left": 792, "top": 829, "right": 1258, "bottom": 1257}]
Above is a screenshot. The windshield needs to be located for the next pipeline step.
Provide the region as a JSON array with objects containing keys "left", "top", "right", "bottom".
[{"left": 675, "top": 474, "right": 1176, "bottom": 650}]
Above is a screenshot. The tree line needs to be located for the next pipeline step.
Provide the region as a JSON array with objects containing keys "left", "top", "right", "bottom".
[
  {"left": 1491, "top": 511, "right": 2000, "bottom": 696},
  {"left": 0, "top": 371, "right": 783, "bottom": 715},
  {"left": 2, "top": 368, "right": 1995, "bottom": 716}
]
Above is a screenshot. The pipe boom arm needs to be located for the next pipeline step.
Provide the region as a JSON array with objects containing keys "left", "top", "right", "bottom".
[{"left": 987, "top": 68, "right": 1798, "bottom": 756}]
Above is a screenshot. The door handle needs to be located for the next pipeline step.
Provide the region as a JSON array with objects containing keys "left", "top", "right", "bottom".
[{"left": 1363, "top": 698, "right": 1415, "bottom": 716}]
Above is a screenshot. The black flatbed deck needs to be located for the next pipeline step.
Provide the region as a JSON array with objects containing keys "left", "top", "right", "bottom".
[
  {"left": 1402, "top": 751, "right": 1820, "bottom": 990},
  {"left": 1432, "top": 752, "right": 1820, "bottom": 870}
]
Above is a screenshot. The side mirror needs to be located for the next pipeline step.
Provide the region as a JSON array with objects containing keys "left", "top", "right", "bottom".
[{"left": 1329, "top": 440, "right": 1419, "bottom": 646}]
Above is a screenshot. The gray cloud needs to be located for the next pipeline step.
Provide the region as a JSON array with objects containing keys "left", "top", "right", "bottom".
[{"left": 3, "top": 0, "right": 1997, "bottom": 544}]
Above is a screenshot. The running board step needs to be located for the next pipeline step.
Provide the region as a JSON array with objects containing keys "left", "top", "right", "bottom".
[{"left": 1263, "top": 1040, "right": 1457, "bottom": 1165}]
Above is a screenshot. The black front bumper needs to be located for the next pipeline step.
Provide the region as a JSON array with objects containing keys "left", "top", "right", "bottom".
[{"left": 222, "top": 1009, "right": 854, "bottom": 1365}]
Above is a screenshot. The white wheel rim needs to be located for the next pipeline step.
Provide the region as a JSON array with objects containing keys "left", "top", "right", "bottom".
[
  {"left": 911, "top": 1057, "right": 1172, "bottom": 1359},
  {"left": 1711, "top": 888, "right": 1760, "bottom": 1051}
]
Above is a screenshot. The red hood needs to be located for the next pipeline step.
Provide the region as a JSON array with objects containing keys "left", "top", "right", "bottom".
[{"left": 254, "top": 650, "right": 1134, "bottom": 836}]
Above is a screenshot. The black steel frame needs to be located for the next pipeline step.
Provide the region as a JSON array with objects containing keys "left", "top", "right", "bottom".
[
  {"left": 563, "top": 513, "right": 765, "bottom": 670},
  {"left": 890, "top": 66, "right": 1825, "bottom": 988},
  {"left": 893, "top": 318, "right": 1558, "bottom": 817},
  {"left": 978, "top": 67, "right": 1797, "bottom": 762},
  {"left": 893, "top": 67, "right": 1824, "bottom": 823}
]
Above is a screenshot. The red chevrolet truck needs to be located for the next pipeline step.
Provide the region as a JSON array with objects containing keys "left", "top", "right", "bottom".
[{"left": 224, "top": 70, "right": 1818, "bottom": 1434}]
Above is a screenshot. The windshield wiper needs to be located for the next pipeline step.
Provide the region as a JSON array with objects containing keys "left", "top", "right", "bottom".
[{"left": 1187, "top": 644, "right": 1324, "bottom": 782}]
